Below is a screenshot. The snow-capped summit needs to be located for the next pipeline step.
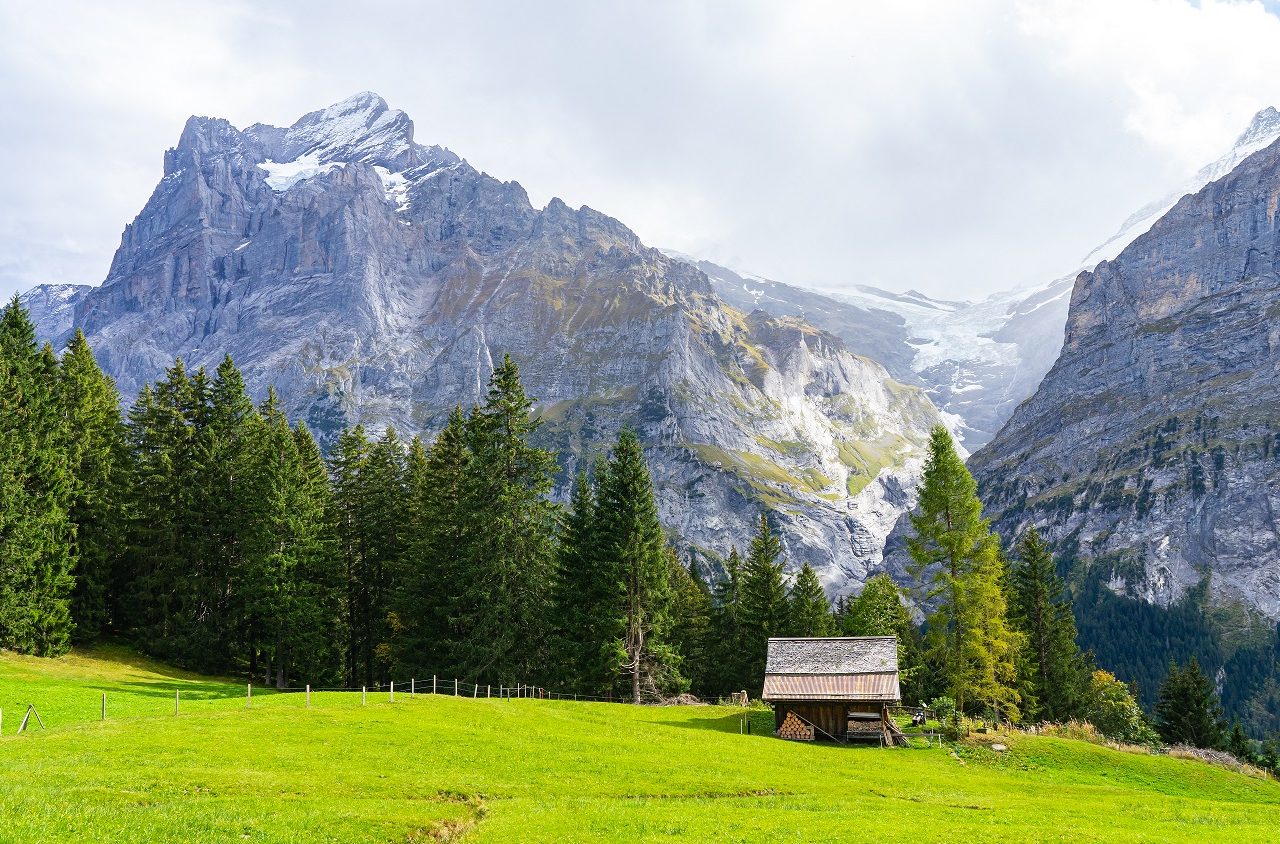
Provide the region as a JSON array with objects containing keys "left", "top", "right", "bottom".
[
  {"left": 1081, "top": 105, "right": 1280, "bottom": 268},
  {"left": 245, "top": 91, "right": 424, "bottom": 175}
]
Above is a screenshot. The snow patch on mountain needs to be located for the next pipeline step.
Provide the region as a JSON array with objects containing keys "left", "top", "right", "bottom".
[{"left": 259, "top": 154, "right": 345, "bottom": 191}]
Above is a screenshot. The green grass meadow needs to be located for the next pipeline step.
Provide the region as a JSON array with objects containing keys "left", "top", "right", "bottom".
[{"left": 1, "top": 646, "right": 1277, "bottom": 842}]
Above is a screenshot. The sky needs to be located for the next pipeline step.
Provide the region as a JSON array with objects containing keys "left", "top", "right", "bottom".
[{"left": 4, "top": 0, "right": 1280, "bottom": 302}]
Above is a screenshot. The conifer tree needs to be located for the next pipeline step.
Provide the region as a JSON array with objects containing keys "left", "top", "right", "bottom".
[
  {"left": 788, "top": 562, "right": 834, "bottom": 637},
  {"left": 1008, "top": 527, "right": 1090, "bottom": 722},
  {"left": 399, "top": 409, "right": 471, "bottom": 678},
  {"left": 907, "top": 425, "right": 1020, "bottom": 720},
  {"left": 355, "top": 427, "right": 408, "bottom": 684},
  {"left": 1155, "top": 657, "right": 1226, "bottom": 749},
  {"left": 451, "top": 355, "right": 558, "bottom": 683},
  {"left": 0, "top": 297, "right": 74, "bottom": 655},
  {"left": 58, "top": 329, "right": 125, "bottom": 641},
  {"left": 552, "top": 466, "right": 613, "bottom": 693},
  {"left": 708, "top": 547, "right": 750, "bottom": 695},
  {"left": 668, "top": 552, "right": 714, "bottom": 696},
  {"left": 740, "top": 513, "right": 790, "bottom": 693},
  {"left": 330, "top": 424, "right": 372, "bottom": 686},
  {"left": 594, "top": 428, "right": 679, "bottom": 702}
]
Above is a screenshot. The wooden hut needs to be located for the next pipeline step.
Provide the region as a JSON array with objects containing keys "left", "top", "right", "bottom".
[{"left": 762, "top": 636, "right": 901, "bottom": 744}]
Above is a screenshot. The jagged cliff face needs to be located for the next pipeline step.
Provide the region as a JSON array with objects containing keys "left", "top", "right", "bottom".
[
  {"left": 36, "top": 93, "right": 949, "bottom": 591},
  {"left": 971, "top": 135, "right": 1280, "bottom": 621}
]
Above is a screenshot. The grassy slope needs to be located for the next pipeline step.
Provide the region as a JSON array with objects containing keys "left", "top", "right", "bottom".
[{"left": 1, "top": 648, "right": 1277, "bottom": 843}]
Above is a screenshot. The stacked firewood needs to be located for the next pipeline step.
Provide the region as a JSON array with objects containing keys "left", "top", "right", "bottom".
[
  {"left": 777, "top": 711, "right": 815, "bottom": 740},
  {"left": 847, "top": 719, "right": 884, "bottom": 734}
]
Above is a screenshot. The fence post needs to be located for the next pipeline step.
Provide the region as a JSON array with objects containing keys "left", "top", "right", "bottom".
[
  {"left": 306, "top": 685, "right": 311, "bottom": 708},
  {"left": 432, "top": 675, "right": 437, "bottom": 695},
  {"left": 247, "top": 683, "right": 252, "bottom": 708},
  {"left": 454, "top": 679, "right": 458, "bottom": 696},
  {"left": 411, "top": 678, "right": 415, "bottom": 698},
  {"left": 472, "top": 682, "right": 477, "bottom": 698},
  {"left": 175, "top": 689, "right": 180, "bottom": 716},
  {"left": 390, "top": 681, "right": 395, "bottom": 703},
  {"left": 487, "top": 685, "right": 491, "bottom": 698},
  {"left": 362, "top": 686, "right": 367, "bottom": 706},
  {"left": 101, "top": 692, "right": 106, "bottom": 721}
]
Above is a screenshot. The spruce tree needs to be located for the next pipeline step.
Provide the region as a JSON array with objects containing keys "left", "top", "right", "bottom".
[
  {"left": 788, "top": 562, "right": 834, "bottom": 637},
  {"left": 842, "top": 573, "right": 920, "bottom": 697},
  {"left": 740, "top": 513, "right": 790, "bottom": 693},
  {"left": 451, "top": 355, "right": 558, "bottom": 683},
  {"left": 1008, "top": 527, "right": 1090, "bottom": 723},
  {"left": 0, "top": 297, "right": 74, "bottom": 655},
  {"left": 399, "top": 409, "right": 471, "bottom": 679},
  {"left": 708, "top": 547, "right": 750, "bottom": 695},
  {"left": 329, "top": 424, "right": 371, "bottom": 685},
  {"left": 1155, "top": 657, "right": 1226, "bottom": 749},
  {"left": 907, "top": 425, "right": 1020, "bottom": 720},
  {"left": 552, "top": 466, "right": 614, "bottom": 693},
  {"left": 594, "top": 428, "right": 679, "bottom": 702},
  {"left": 355, "top": 427, "right": 408, "bottom": 685},
  {"left": 668, "top": 552, "right": 714, "bottom": 696},
  {"left": 58, "top": 329, "right": 125, "bottom": 642}
]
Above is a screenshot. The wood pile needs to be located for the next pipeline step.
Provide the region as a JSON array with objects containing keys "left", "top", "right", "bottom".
[
  {"left": 847, "top": 719, "right": 883, "bottom": 734},
  {"left": 777, "top": 711, "right": 814, "bottom": 741}
]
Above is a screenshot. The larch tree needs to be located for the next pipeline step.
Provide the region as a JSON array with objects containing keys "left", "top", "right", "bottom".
[{"left": 907, "top": 425, "right": 1020, "bottom": 720}]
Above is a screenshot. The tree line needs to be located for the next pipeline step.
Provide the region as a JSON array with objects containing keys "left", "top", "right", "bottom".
[{"left": 0, "top": 295, "right": 1276, "bottom": 764}]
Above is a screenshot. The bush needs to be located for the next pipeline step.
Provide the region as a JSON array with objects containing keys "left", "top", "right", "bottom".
[
  {"left": 1085, "top": 670, "right": 1159, "bottom": 746},
  {"left": 929, "top": 696, "right": 963, "bottom": 741}
]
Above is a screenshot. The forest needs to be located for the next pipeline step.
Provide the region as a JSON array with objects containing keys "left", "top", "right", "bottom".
[{"left": 0, "top": 296, "right": 1276, "bottom": 768}]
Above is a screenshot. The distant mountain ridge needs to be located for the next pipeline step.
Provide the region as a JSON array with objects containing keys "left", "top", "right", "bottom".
[
  {"left": 666, "top": 106, "right": 1280, "bottom": 451},
  {"left": 21, "top": 92, "right": 952, "bottom": 593}
]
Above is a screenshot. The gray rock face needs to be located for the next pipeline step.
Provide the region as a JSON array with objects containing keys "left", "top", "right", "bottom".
[
  {"left": 970, "top": 135, "right": 1280, "bottom": 621},
  {"left": 34, "top": 92, "right": 952, "bottom": 593},
  {"left": 18, "top": 283, "right": 91, "bottom": 345}
]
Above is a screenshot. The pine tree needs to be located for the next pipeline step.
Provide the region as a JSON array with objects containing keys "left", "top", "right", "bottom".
[
  {"left": 552, "top": 466, "right": 615, "bottom": 693},
  {"left": 594, "top": 428, "right": 679, "bottom": 702},
  {"left": 399, "top": 409, "right": 472, "bottom": 679},
  {"left": 450, "top": 355, "right": 558, "bottom": 683},
  {"left": 1226, "top": 719, "right": 1255, "bottom": 763},
  {"left": 1155, "top": 657, "right": 1226, "bottom": 749},
  {"left": 58, "top": 329, "right": 125, "bottom": 642},
  {"left": 708, "top": 547, "right": 750, "bottom": 696},
  {"left": 788, "top": 562, "right": 833, "bottom": 637},
  {"left": 0, "top": 297, "right": 74, "bottom": 655},
  {"left": 668, "top": 552, "right": 714, "bottom": 696},
  {"left": 356, "top": 427, "right": 408, "bottom": 685},
  {"left": 907, "top": 425, "right": 1020, "bottom": 720},
  {"left": 1008, "top": 527, "right": 1090, "bottom": 723},
  {"left": 740, "top": 513, "right": 790, "bottom": 694},
  {"left": 329, "top": 424, "right": 371, "bottom": 686}
]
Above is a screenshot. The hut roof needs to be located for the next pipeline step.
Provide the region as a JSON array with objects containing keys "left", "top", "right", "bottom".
[
  {"left": 762, "top": 637, "right": 900, "bottom": 703},
  {"left": 764, "top": 636, "right": 898, "bottom": 675}
]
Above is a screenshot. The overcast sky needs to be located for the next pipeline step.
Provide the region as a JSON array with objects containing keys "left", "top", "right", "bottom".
[{"left": 4, "top": 0, "right": 1280, "bottom": 302}]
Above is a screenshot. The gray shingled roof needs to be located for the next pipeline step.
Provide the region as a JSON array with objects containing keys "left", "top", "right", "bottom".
[{"left": 764, "top": 636, "right": 898, "bottom": 675}]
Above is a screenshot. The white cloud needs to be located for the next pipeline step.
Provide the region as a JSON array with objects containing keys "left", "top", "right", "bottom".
[{"left": 2, "top": 0, "right": 1280, "bottom": 302}]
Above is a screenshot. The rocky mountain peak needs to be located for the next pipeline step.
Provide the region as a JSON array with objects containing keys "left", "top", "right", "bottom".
[
  {"left": 245, "top": 91, "right": 421, "bottom": 173},
  {"left": 1232, "top": 105, "right": 1280, "bottom": 150}
]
